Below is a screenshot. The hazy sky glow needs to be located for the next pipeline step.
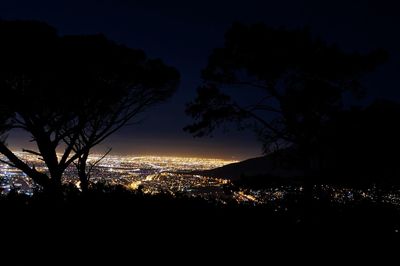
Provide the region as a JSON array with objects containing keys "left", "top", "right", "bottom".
[{"left": 1, "top": 0, "right": 399, "bottom": 160}]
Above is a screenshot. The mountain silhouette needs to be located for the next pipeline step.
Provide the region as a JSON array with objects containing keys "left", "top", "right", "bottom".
[{"left": 201, "top": 149, "right": 304, "bottom": 181}]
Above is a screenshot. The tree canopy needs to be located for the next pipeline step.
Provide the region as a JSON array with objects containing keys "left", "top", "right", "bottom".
[
  {"left": 0, "top": 20, "right": 180, "bottom": 192},
  {"left": 185, "top": 23, "right": 387, "bottom": 155}
]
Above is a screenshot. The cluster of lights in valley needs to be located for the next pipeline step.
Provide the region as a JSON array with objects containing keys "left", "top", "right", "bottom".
[{"left": 1, "top": 151, "right": 400, "bottom": 207}]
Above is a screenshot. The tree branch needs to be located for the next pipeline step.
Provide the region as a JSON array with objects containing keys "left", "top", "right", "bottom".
[
  {"left": 0, "top": 142, "right": 50, "bottom": 187},
  {"left": 0, "top": 159, "right": 16, "bottom": 167},
  {"left": 87, "top": 148, "right": 112, "bottom": 180},
  {"left": 22, "top": 149, "right": 42, "bottom": 157},
  {"left": 232, "top": 103, "right": 291, "bottom": 142}
]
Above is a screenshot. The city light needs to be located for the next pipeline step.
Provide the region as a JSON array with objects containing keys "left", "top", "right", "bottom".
[
  {"left": 0, "top": 151, "right": 238, "bottom": 201},
  {"left": 1, "top": 151, "right": 400, "bottom": 206}
]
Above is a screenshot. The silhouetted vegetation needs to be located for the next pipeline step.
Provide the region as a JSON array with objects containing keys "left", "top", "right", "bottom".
[
  {"left": 185, "top": 23, "right": 386, "bottom": 146},
  {"left": 185, "top": 22, "right": 394, "bottom": 197},
  {"left": 0, "top": 20, "right": 180, "bottom": 194},
  {"left": 0, "top": 20, "right": 399, "bottom": 241},
  {"left": 314, "top": 100, "right": 400, "bottom": 187},
  {"left": 0, "top": 184, "right": 399, "bottom": 241}
]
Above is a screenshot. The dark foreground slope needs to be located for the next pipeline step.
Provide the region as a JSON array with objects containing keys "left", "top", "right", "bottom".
[
  {"left": 1, "top": 187, "right": 397, "bottom": 264},
  {"left": 1, "top": 185, "right": 399, "bottom": 243}
]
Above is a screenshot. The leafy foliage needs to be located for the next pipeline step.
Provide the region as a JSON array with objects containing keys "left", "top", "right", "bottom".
[
  {"left": 185, "top": 23, "right": 387, "bottom": 154},
  {"left": 0, "top": 20, "right": 180, "bottom": 192}
]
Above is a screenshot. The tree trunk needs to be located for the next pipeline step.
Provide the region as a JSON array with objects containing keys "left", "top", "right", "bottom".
[
  {"left": 302, "top": 155, "right": 318, "bottom": 224},
  {"left": 35, "top": 133, "right": 62, "bottom": 183},
  {"left": 43, "top": 178, "right": 63, "bottom": 200},
  {"left": 0, "top": 142, "right": 51, "bottom": 188},
  {"left": 78, "top": 153, "right": 89, "bottom": 193}
]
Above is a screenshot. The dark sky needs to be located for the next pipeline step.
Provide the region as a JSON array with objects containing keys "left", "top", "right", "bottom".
[{"left": 1, "top": 0, "right": 399, "bottom": 160}]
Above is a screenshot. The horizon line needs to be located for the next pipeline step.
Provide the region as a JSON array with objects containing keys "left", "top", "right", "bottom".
[{"left": 8, "top": 149, "right": 241, "bottom": 162}]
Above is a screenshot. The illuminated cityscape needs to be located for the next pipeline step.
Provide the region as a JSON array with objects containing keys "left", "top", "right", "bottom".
[
  {"left": 0, "top": 152, "right": 238, "bottom": 199},
  {"left": 0, "top": 2, "right": 399, "bottom": 241},
  {"left": 1, "top": 151, "right": 400, "bottom": 207}
]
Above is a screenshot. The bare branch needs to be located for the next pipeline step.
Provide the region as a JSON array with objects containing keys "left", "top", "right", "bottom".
[
  {"left": 0, "top": 159, "right": 16, "bottom": 168},
  {"left": 232, "top": 103, "right": 291, "bottom": 142},
  {"left": 87, "top": 148, "right": 112, "bottom": 179},
  {"left": 0, "top": 142, "right": 50, "bottom": 187},
  {"left": 22, "top": 149, "right": 42, "bottom": 157},
  {"left": 224, "top": 80, "right": 282, "bottom": 100}
]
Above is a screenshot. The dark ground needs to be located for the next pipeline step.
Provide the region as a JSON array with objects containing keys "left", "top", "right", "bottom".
[
  {"left": 0, "top": 185, "right": 399, "bottom": 263},
  {"left": 2, "top": 186, "right": 399, "bottom": 242}
]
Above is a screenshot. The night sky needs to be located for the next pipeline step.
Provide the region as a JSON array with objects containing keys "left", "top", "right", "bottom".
[{"left": 1, "top": 0, "right": 399, "bottom": 160}]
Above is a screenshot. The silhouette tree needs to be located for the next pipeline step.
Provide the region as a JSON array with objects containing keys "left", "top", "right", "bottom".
[
  {"left": 185, "top": 23, "right": 386, "bottom": 192},
  {"left": 0, "top": 20, "right": 179, "bottom": 194},
  {"left": 59, "top": 35, "right": 180, "bottom": 192},
  {"left": 319, "top": 100, "right": 400, "bottom": 188}
]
